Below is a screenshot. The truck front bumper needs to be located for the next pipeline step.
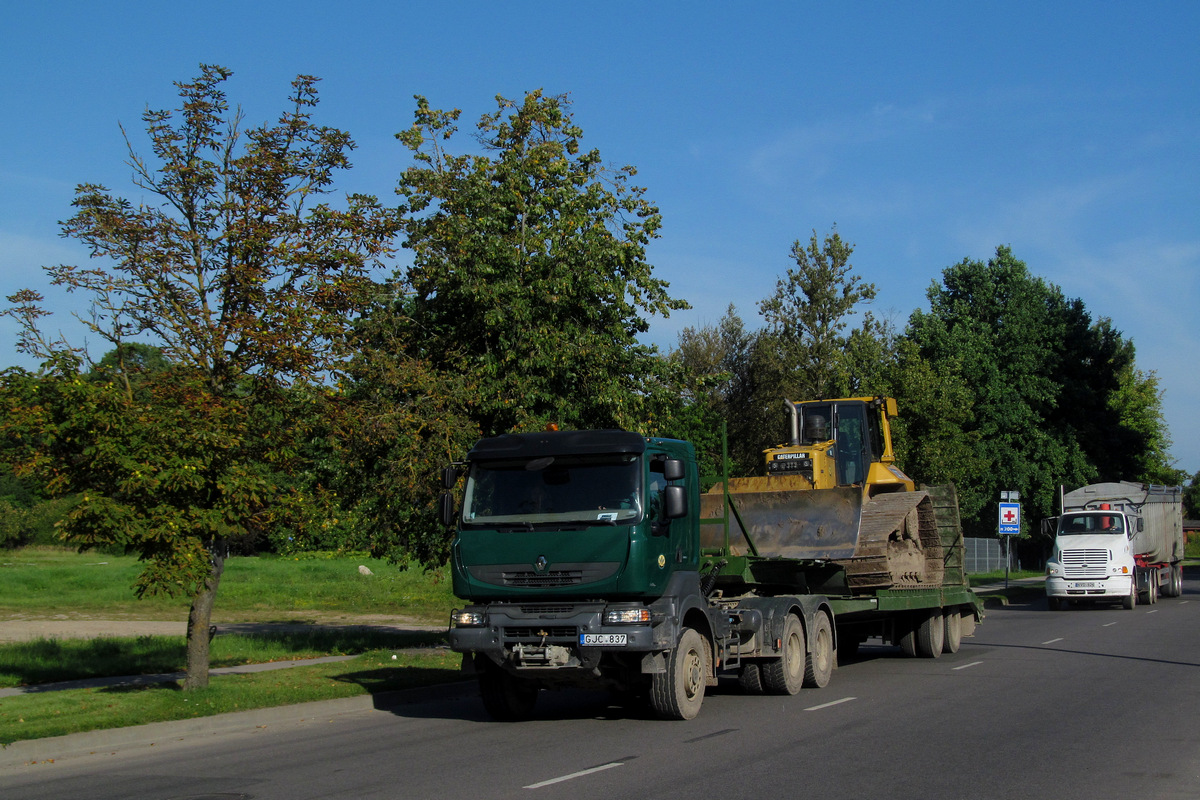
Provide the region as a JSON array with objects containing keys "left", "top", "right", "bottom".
[
  {"left": 1045, "top": 574, "right": 1133, "bottom": 598},
  {"left": 449, "top": 602, "right": 678, "bottom": 673}
]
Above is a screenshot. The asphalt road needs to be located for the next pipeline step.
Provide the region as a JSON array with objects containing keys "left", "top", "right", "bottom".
[{"left": 5, "top": 580, "right": 1199, "bottom": 800}]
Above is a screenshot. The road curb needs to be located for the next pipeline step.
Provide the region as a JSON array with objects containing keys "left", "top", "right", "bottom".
[{"left": 0, "top": 681, "right": 476, "bottom": 770}]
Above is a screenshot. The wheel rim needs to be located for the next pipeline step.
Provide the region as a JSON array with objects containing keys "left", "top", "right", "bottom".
[
  {"left": 684, "top": 646, "right": 703, "bottom": 699},
  {"left": 815, "top": 627, "right": 831, "bottom": 672},
  {"left": 787, "top": 629, "right": 804, "bottom": 679}
]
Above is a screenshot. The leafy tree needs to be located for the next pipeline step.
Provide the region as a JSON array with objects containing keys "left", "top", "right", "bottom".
[
  {"left": 903, "top": 246, "right": 1171, "bottom": 543},
  {"left": 757, "top": 228, "right": 878, "bottom": 401},
  {"left": 392, "top": 90, "right": 688, "bottom": 436},
  {"left": 1183, "top": 471, "right": 1200, "bottom": 520},
  {"left": 0, "top": 65, "right": 397, "bottom": 688},
  {"left": 668, "top": 304, "right": 757, "bottom": 482}
]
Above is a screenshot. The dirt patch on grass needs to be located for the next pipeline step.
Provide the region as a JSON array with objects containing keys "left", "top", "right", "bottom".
[{"left": 0, "top": 613, "right": 447, "bottom": 643}]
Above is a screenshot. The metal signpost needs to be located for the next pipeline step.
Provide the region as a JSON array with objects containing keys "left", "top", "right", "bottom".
[{"left": 998, "top": 491, "right": 1021, "bottom": 588}]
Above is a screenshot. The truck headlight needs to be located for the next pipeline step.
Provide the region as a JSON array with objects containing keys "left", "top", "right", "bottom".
[
  {"left": 451, "top": 609, "right": 486, "bottom": 627},
  {"left": 604, "top": 606, "right": 651, "bottom": 624},
  {"left": 1047, "top": 564, "right": 1061, "bottom": 577}
]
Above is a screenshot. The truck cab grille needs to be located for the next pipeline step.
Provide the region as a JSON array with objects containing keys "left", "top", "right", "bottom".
[{"left": 1062, "top": 548, "right": 1109, "bottom": 579}]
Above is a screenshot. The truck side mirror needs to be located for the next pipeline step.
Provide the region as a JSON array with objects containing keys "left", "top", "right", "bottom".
[
  {"left": 662, "top": 459, "right": 684, "bottom": 482},
  {"left": 441, "top": 466, "right": 459, "bottom": 490},
  {"left": 663, "top": 485, "right": 687, "bottom": 519},
  {"left": 1137, "top": 518, "right": 1144, "bottom": 533},
  {"left": 438, "top": 492, "right": 456, "bottom": 527}
]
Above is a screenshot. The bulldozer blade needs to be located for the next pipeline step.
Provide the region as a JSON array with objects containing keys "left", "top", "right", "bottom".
[{"left": 700, "top": 487, "right": 863, "bottom": 560}]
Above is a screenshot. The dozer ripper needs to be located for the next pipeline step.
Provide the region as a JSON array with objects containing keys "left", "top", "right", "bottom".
[{"left": 442, "top": 397, "right": 981, "bottom": 721}]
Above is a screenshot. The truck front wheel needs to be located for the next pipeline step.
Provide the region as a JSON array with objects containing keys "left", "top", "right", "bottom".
[
  {"left": 478, "top": 661, "right": 538, "bottom": 722},
  {"left": 651, "top": 627, "right": 708, "bottom": 720},
  {"left": 1122, "top": 583, "right": 1137, "bottom": 610}
]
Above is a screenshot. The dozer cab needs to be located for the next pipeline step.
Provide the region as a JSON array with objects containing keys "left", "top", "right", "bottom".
[{"left": 702, "top": 397, "right": 964, "bottom": 592}]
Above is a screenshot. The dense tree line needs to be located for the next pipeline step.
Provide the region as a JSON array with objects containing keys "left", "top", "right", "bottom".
[{"left": 0, "top": 66, "right": 1191, "bottom": 685}]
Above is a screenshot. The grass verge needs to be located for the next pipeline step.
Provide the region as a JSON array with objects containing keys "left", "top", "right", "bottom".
[{"left": 0, "top": 647, "right": 467, "bottom": 746}]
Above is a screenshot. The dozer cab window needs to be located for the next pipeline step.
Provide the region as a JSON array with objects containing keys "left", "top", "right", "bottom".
[
  {"left": 834, "top": 402, "right": 868, "bottom": 486},
  {"left": 461, "top": 453, "right": 642, "bottom": 527},
  {"left": 799, "top": 404, "right": 832, "bottom": 444}
]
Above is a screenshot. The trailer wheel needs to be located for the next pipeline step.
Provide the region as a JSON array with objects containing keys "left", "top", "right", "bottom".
[
  {"left": 478, "top": 661, "right": 538, "bottom": 722},
  {"left": 942, "top": 609, "right": 963, "bottom": 653},
  {"left": 912, "top": 609, "right": 944, "bottom": 658},
  {"left": 1146, "top": 576, "right": 1158, "bottom": 605},
  {"left": 1122, "top": 583, "right": 1137, "bottom": 610},
  {"left": 762, "top": 614, "right": 806, "bottom": 695},
  {"left": 738, "top": 662, "right": 765, "bottom": 694},
  {"left": 1174, "top": 565, "right": 1184, "bottom": 597},
  {"left": 804, "top": 611, "right": 833, "bottom": 689},
  {"left": 651, "top": 627, "right": 708, "bottom": 720}
]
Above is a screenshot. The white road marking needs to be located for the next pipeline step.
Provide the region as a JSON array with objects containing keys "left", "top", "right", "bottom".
[
  {"left": 1103, "top": 622, "right": 1118, "bottom": 627},
  {"left": 804, "top": 696, "right": 857, "bottom": 711},
  {"left": 525, "top": 762, "right": 624, "bottom": 789},
  {"left": 1146, "top": 609, "right": 1159, "bottom": 614},
  {"left": 953, "top": 661, "right": 984, "bottom": 671},
  {"left": 1042, "top": 638, "right": 1063, "bottom": 645}
]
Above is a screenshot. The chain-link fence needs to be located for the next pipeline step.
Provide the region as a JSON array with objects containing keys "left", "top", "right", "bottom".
[{"left": 963, "top": 537, "right": 1019, "bottom": 573}]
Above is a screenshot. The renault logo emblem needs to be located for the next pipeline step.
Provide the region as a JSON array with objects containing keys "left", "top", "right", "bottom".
[{"left": 534, "top": 555, "right": 548, "bottom": 572}]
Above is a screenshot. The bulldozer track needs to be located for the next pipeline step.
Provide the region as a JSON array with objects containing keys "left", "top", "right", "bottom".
[{"left": 841, "top": 491, "right": 945, "bottom": 591}]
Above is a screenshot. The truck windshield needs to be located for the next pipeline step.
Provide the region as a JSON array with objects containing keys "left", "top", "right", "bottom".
[
  {"left": 462, "top": 453, "right": 642, "bottom": 527},
  {"left": 1058, "top": 513, "right": 1125, "bottom": 535}
]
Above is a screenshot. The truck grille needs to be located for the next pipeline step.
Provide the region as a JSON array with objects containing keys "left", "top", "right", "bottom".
[
  {"left": 1062, "top": 548, "right": 1109, "bottom": 579},
  {"left": 503, "top": 570, "right": 583, "bottom": 587},
  {"left": 503, "top": 626, "right": 577, "bottom": 642},
  {"left": 467, "top": 562, "right": 619, "bottom": 588}
]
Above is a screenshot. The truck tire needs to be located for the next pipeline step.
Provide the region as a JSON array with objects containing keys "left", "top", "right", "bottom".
[
  {"left": 1122, "top": 583, "right": 1137, "bottom": 610},
  {"left": 762, "top": 614, "right": 806, "bottom": 695},
  {"left": 803, "top": 611, "right": 833, "bottom": 689},
  {"left": 904, "top": 609, "right": 944, "bottom": 658},
  {"left": 738, "top": 662, "right": 765, "bottom": 694},
  {"left": 651, "top": 627, "right": 708, "bottom": 720},
  {"left": 1174, "top": 565, "right": 1184, "bottom": 597},
  {"left": 478, "top": 661, "right": 538, "bottom": 722},
  {"left": 1047, "top": 597, "right": 1062, "bottom": 611},
  {"left": 1146, "top": 576, "right": 1158, "bottom": 605},
  {"left": 942, "top": 608, "right": 963, "bottom": 653}
]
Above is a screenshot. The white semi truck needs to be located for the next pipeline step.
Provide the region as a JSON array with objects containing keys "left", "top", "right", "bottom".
[{"left": 1045, "top": 481, "right": 1184, "bottom": 610}]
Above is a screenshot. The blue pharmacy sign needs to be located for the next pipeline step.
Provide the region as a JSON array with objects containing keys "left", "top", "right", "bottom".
[{"left": 998, "top": 502, "right": 1021, "bottom": 536}]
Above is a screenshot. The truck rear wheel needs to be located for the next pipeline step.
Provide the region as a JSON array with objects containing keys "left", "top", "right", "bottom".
[
  {"left": 738, "top": 662, "right": 765, "bottom": 694},
  {"left": 804, "top": 611, "right": 833, "bottom": 688},
  {"left": 762, "top": 614, "right": 806, "bottom": 695},
  {"left": 478, "top": 661, "right": 538, "bottom": 722},
  {"left": 651, "top": 627, "right": 708, "bottom": 720},
  {"left": 901, "top": 609, "right": 944, "bottom": 658},
  {"left": 942, "top": 608, "right": 963, "bottom": 653},
  {"left": 1146, "top": 576, "right": 1158, "bottom": 605}
]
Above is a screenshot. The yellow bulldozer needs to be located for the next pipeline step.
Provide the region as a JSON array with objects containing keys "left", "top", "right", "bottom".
[{"left": 702, "top": 396, "right": 965, "bottom": 592}]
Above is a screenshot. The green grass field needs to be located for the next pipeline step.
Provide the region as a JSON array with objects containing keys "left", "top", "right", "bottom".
[{"left": 0, "top": 547, "right": 465, "bottom": 746}]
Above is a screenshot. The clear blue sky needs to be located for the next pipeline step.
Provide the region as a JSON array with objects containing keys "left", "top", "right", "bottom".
[{"left": 3, "top": 1, "right": 1197, "bottom": 473}]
